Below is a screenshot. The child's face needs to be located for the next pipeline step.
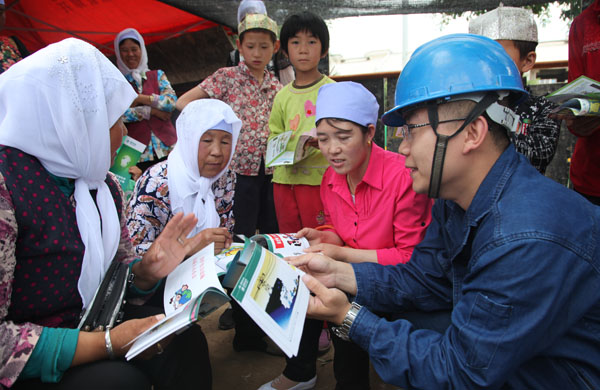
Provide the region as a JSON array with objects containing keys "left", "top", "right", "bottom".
[
  {"left": 237, "top": 31, "right": 278, "bottom": 76},
  {"left": 286, "top": 30, "right": 325, "bottom": 73},
  {"left": 496, "top": 39, "right": 535, "bottom": 74}
]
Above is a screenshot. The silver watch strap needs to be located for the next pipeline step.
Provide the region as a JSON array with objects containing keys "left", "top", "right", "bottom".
[{"left": 332, "top": 301, "right": 361, "bottom": 341}]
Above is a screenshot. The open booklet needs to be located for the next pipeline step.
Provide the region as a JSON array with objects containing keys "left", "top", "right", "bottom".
[
  {"left": 547, "top": 75, "right": 600, "bottom": 117},
  {"left": 214, "top": 242, "right": 245, "bottom": 276},
  {"left": 229, "top": 238, "right": 310, "bottom": 357},
  {"left": 222, "top": 233, "right": 309, "bottom": 289},
  {"left": 126, "top": 234, "right": 310, "bottom": 360},
  {"left": 126, "top": 243, "right": 230, "bottom": 360},
  {"left": 266, "top": 128, "right": 318, "bottom": 167}
]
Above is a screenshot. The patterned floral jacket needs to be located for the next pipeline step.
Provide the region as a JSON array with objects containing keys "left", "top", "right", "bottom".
[
  {"left": 126, "top": 161, "right": 235, "bottom": 256},
  {"left": 199, "top": 62, "right": 282, "bottom": 176}
]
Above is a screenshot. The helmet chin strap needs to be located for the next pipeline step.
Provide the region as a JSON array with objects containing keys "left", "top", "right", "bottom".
[
  {"left": 427, "top": 103, "right": 445, "bottom": 198},
  {"left": 427, "top": 92, "right": 500, "bottom": 199}
]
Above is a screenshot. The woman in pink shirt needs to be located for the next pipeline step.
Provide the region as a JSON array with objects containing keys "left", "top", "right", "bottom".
[
  {"left": 299, "top": 82, "right": 432, "bottom": 265},
  {"left": 260, "top": 82, "right": 432, "bottom": 390}
]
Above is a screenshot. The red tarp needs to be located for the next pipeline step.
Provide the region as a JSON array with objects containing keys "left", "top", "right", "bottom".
[{"left": 3, "top": 0, "right": 219, "bottom": 55}]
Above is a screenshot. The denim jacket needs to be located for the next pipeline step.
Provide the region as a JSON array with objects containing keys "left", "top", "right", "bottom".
[{"left": 350, "top": 144, "right": 600, "bottom": 389}]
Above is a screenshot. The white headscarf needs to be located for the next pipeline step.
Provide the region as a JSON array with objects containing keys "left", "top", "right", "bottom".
[
  {"left": 168, "top": 100, "right": 241, "bottom": 237},
  {"left": 114, "top": 28, "right": 149, "bottom": 88},
  {"left": 0, "top": 38, "right": 137, "bottom": 308}
]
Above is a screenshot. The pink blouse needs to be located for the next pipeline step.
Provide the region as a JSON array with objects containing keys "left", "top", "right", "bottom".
[{"left": 320, "top": 143, "right": 433, "bottom": 265}]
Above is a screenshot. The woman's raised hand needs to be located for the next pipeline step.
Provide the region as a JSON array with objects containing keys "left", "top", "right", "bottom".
[{"left": 134, "top": 212, "right": 205, "bottom": 290}]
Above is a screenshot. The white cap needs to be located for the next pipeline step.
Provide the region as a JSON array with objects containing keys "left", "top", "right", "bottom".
[
  {"left": 316, "top": 82, "right": 379, "bottom": 127},
  {"left": 469, "top": 4, "right": 538, "bottom": 43}
]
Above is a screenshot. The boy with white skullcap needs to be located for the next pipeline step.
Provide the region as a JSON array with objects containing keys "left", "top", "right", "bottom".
[{"left": 469, "top": 5, "right": 561, "bottom": 174}]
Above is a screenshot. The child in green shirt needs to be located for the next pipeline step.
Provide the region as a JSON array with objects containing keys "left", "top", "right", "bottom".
[{"left": 268, "top": 11, "right": 334, "bottom": 233}]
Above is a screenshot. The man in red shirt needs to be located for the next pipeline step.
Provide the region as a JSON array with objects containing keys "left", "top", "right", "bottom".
[{"left": 565, "top": 0, "right": 600, "bottom": 205}]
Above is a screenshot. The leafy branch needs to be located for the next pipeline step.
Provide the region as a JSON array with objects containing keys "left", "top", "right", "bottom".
[{"left": 441, "top": 1, "right": 591, "bottom": 25}]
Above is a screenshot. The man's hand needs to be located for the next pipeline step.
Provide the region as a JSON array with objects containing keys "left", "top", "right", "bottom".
[
  {"left": 287, "top": 252, "right": 357, "bottom": 294},
  {"left": 303, "top": 274, "right": 351, "bottom": 325},
  {"left": 287, "top": 252, "right": 339, "bottom": 288}
]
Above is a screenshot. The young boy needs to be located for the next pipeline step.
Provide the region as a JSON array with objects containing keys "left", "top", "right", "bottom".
[
  {"left": 268, "top": 11, "right": 334, "bottom": 234},
  {"left": 177, "top": 13, "right": 281, "bottom": 239},
  {"left": 227, "top": 0, "right": 295, "bottom": 85},
  {"left": 469, "top": 5, "right": 561, "bottom": 174},
  {"left": 176, "top": 13, "right": 282, "bottom": 353}
]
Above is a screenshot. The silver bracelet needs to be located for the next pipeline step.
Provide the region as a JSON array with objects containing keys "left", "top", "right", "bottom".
[
  {"left": 105, "top": 328, "right": 115, "bottom": 360},
  {"left": 149, "top": 93, "right": 159, "bottom": 108}
]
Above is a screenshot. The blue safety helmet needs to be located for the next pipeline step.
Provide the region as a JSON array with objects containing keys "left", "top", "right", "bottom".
[{"left": 381, "top": 34, "right": 527, "bottom": 127}]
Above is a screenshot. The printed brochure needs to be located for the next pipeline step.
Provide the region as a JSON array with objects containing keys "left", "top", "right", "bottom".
[
  {"left": 231, "top": 240, "right": 309, "bottom": 357},
  {"left": 266, "top": 129, "right": 317, "bottom": 167},
  {"left": 125, "top": 243, "right": 229, "bottom": 360},
  {"left": 109, "top": 135, "right": 146, "bottom": 196},
  {"left": 126, "top": 234, "right": 310, "bottom": 360},
  {"left": 547, "top": 75, "right": 600, "bottom": 117},
  {"left": 222, "top": 233, "right": 309, "bottom": 289}
]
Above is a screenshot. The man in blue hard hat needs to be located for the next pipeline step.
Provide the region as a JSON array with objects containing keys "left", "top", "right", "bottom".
[{"left": 287, "top": 34, "right": 600, "bottom": 388}]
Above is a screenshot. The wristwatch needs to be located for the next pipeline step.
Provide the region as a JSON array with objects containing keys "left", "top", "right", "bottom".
[{"left": 332, "top": 301, "right": 362, "bottom": 341}]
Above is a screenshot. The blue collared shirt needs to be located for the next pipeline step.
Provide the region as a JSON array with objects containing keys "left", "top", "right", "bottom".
[{"left": 350, "top": 144, "right": 600, "bottom": 389}]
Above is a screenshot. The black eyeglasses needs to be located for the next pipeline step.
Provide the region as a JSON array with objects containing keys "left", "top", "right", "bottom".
[{"left": 395, "top": 118, "right": 467, "bottom": 141}]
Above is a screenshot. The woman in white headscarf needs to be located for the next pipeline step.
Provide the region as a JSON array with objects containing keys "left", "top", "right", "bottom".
[
  {"left": 127, "top": 99, "right": 241, "bottom": 258},
  {"left": 0, "top": 38, "right": 210, "bottom": 389},
  {"left": 115, "top": 28, "right": 178, "bottom": 180}
]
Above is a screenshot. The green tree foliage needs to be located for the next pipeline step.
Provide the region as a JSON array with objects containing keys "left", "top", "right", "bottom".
[{"left": 443, "top": 1, "right": 594, "bottom": 24}]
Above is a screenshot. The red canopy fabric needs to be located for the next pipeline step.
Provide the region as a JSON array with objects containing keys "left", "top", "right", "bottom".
[{"left": 3, "top": 0, "right": 219, "bottom": 55}]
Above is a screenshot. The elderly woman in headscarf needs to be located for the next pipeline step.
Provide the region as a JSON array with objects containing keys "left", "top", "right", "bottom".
[
  {"left": 115, "top": 28, "right": 178, "bottom": 180},
  {"left": 0, "top": 0, "right": 29, "bottom": 73},
  {"left": 127, "top": 99, "right": 240, "bottom": 258},
  {"left": 0, "top": 38, "right": 211, "bottom": 389}
]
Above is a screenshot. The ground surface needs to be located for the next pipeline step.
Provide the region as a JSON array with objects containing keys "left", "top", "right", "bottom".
[{"left": 203, "top": 305, "right": 397, "bottom": 390}]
